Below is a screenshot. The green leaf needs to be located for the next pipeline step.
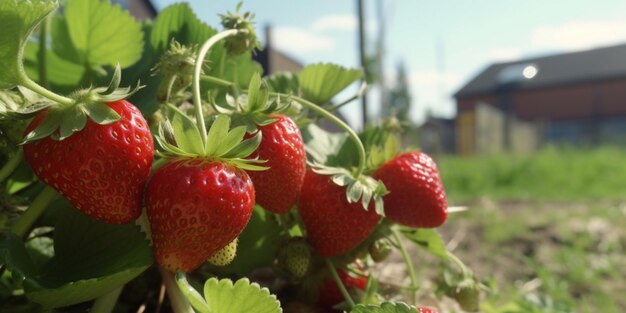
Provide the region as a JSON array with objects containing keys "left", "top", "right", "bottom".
[
  {"left": 3, "top": 233, "right": 37, "bottom": 279},
  {"left": 265, "top": 72, "right": 299, "bottom": 94},
  {"left": 171, "top": 111, "right": 204, "bottom": 155},
  {"left": 400, "top": 228, "right": 448, "bottom": 259},
  {"left": 211, "top": 51, "right": 263, "bottom": 92},
  {"left": 23, "top": 40, "right": 85, "bottom": 87},
  {"left": 25, "top": 235, "right": 54, "bottom": 270},
  {"left": 49, "top": 14, "right": 82, "bottom": 67},
  {"left": 298, "top": 63, "right": 363, "bottom": 105},
  {"left": 13, "top": 206, "right": 153, "bottom": 308},
  {"left": 150, "top": 3, "right": 217, "bottom": 52},
  {"left": 60, "top": 0, "right": 143, "bottom": 68},
  {"left": 203, "top": 278, "right": 281, "bottom": 313},
  {"left": 301, "top": 124, "right": 349, "bottom": 165},
  {"left": 4, "top": 158, "right": 37, "bottom": 195},
  {"left": 82, "top": 102, "right": 120, "bottom": 125},
  {"left": 0, "top": 0, "right": 58, "bottom": 89},
  {"left": 351, "top": 302, "right": 424, "bottom": 313},
  {"left": 120, "top": 24, "right": 160, "bottom": 116}
]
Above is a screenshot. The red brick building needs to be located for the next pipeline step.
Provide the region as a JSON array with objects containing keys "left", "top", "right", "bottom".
[{"left": 454, "top": 43, "right": 626, "bottom": 153}]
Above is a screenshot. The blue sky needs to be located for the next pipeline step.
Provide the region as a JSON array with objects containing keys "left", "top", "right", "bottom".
[{"left": 153, "top": 0, "right": 626, "bottom": 129}]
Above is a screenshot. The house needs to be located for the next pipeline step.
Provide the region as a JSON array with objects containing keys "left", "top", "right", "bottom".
[
  {"left": 419, "top": 116, "right": 456, "bottom": 155},
  {"left": 454, "top": 43, "right": 626, "bottom": 154},
  {"left": 111, "top": 0, "right": 157, "bottom": 20}
]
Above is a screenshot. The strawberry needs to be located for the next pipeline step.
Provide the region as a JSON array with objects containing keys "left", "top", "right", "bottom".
[
  {"left": 373, "top": 151, "right": 447, "bottom": 228},
  {"left": 23, "top": 100, "right": 153, "bottom": 224},
  {"left": 146, "top": 159, "right": 254, "bottom": 272},
  {"left": 417, "top": 308, "right": 438, "bottom": 313},
  {"left": 146, "top": 114, "right": 264, "bottom": 272},
  {"left": 207, "top": 238, "right": 238, "bottom": 266},
  {"left": 277, "top": 237, "right": 312, "bottom": 279},
  {"left": 245, "top": 114, "right": 306, "bottom": 214},
  {"left": 450, "top": 283, "right": 480, "bottom": 312},
  {"left": 318, "top": 268, "right": 366, "bottom": 309},
  {"left": 368, "top": 238, "right": 392, "bottom": 263},
  {"left": 298, "top": 169, "right": 381, "bottom": 257}
]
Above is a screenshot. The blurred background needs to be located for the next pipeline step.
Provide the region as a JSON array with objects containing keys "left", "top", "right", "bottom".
[{"left": 120, "top": 0, "right": 626, "bottom": 311}]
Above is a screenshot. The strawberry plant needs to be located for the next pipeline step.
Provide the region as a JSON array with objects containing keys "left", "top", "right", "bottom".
[{"left": 0, "top": 1, "right": 483, "bottom": 312}]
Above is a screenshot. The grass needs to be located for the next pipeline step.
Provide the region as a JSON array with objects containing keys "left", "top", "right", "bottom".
[{"left": 422, "top": 146, "right": 626, "bottom": 312}]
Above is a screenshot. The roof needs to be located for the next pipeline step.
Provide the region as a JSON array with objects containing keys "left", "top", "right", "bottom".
[{"left": 455, "top": 43, "right": 626, "bottom": 98}]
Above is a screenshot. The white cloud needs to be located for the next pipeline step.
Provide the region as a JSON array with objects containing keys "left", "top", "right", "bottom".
[
  {"left": 488, "top": 47, "right": 523, "bottom": 62},
  {"left": 272, "top": 27, "right": 334, "bottom": 54},
  {"left": 532, "top": 20, "right": 626, "bottom": 51},
  {"left": 271, "top": 14, "right": 360, "bottom": 56},
  {"left": 312, "top": 14, "right": 357, "bottom": 32}
]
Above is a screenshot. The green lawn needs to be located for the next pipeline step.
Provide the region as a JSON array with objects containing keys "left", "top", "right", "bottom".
[{"left": 438, "top": 146, "right": 626, "bottom": 202}]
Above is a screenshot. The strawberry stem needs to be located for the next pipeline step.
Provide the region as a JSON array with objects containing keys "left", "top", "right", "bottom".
[
  {"left": 10, "top": 186, "right": 57, "bottom": 238},
  {"left": 326, "top": 82, "right": 367, "bottom": 112},
  {"left": 324, "top": 258, "right": 356, "bottom": 309},
  {"left": 273, "top": 93, "right": 367, "bottom": 178},
  {"left": 0, "top": 150, "right": 23, "bottom": 184},
  {"left": 392, "top": 228, "right": 418, "bottom": 305},
  {"left": 200, "top": 75, "right": 233, "bottom": 88},
  {"left": 90, "top": 287, "right": 122, "bottom": 313},
  {"left": 18, "top": 72, "right": 74, "bottom": 107},
  {"left": 159, "top": 268, "right": 196, "bottom": 313},
  {"left": 193, "top": 29, "right": 248, "bottom": 146},
  {"left": 446, "top": 250, "right": 473, "bottom": 278},
  {"left": 175, "top": 272, "right": 211, "bottom": 313}
]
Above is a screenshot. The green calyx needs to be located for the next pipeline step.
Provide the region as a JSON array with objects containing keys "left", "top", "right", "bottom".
[
  {"left": 155, "top": 113, "right": 267, "bottom": 171},
  {"left": 311, "top": 163, "right": 388, "bottom": 215},
  {"left": 19, "top": 65, "right": 140, "bottom": 144},
  {"left": 219, "top": 2, "right": 260, "bottom": 56},
  {"left": 211, "top": 73, "right": 296, "bottom": 133}
]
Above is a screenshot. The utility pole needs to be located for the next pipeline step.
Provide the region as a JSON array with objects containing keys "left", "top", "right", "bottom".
[
  {"left": 357, "top": 0, "right": 368, "bottom": 126},
  {"left": 376, "top": 0, "right": 387, "bottom": 115}
]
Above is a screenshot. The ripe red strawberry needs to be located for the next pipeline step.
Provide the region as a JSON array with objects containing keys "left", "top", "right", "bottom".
[
  {"left": 318, "top": 269, "right": 366, "bottom": 309},
  {"left": 417, "top": 308, "right": 438, "bottom": 313},
  {"left": 146, "top": 159, "right": 255, "bottom": 272},
  {"left": 23, "top": 100, "right": 153, "bottom": 224},
  {"left": 246, "top": 114, "right": 306, "bottom": 214},
  {"left": 298, "top": 169, "right": 380, "bottom": 257},
  {"left": 373, "top": 151, "right": 447, "bottom": 228}
]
